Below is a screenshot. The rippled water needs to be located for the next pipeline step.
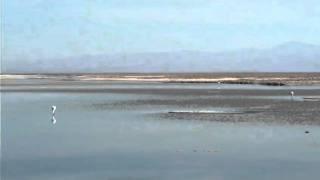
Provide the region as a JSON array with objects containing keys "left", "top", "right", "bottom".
[{"left": 2, "top": 84, "right": 320, "bottom": 180}]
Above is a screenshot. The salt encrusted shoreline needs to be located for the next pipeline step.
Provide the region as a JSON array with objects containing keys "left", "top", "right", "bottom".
[{"left": 1, "top": 73, "right": 320, "bottom": 86}]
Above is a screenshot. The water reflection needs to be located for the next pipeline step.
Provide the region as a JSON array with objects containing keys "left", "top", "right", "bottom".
[
  {"left": 51, "top": 116, "right": 57, "bottom": 125},
  {"left": 2, "top": 86, "right": 320, "bottom": 180}
]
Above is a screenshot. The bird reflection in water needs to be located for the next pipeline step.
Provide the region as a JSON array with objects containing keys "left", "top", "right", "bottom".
[{"left": 51, "top": 116, "right": 57, "bottom": 124}]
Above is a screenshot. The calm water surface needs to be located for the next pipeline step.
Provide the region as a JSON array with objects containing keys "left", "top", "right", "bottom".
[{"left": 2, "top": 84, "right": 320, "bottom": 180}]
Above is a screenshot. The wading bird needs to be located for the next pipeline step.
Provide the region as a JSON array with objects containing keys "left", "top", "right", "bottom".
[
  {"left": 51, "top": 105, "right": 56, "bottom": 115},
  {"left": 290, "top": 91, "right": 295, "bottom": 97},
  {"left": 290, "top": 91, "right": 295, "bottom": 100},
  {"left": 217, "top": 81, "right": 221, "bottom": 89}
]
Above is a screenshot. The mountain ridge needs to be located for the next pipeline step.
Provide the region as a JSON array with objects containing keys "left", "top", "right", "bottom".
[{"left": 4, "top": 42, "right": 320, "bottom": 73}]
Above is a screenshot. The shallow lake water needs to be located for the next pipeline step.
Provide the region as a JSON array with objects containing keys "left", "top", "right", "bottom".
[{"left": 2, "top": 83, "right": 320, "bottom": 180}]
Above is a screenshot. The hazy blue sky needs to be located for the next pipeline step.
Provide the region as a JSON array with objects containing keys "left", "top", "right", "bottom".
[{"left": 3, "top": 0, "right": 320, "bottom": 60}]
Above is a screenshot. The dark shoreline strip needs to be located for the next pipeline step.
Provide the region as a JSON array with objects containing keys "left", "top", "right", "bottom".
[{"left": 165, "top": 81, "right": 286, "bottom": 86}]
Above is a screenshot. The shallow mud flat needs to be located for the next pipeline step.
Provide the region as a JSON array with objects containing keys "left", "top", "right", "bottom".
[{"left": 2, "top": 80, "right": 320, "bottom": 180}]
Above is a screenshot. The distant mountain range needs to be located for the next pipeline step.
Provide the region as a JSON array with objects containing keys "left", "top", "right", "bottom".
[{"left": 4, "top": 42, "right": 320, "bottom": 73}]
